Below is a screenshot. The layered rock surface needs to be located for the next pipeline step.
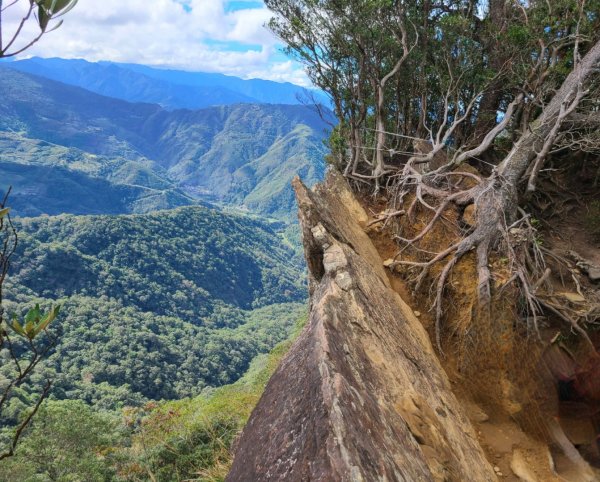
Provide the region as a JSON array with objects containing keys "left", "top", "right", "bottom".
[{"left": 227, "top": 172, "right": 496, "bottom": 481}]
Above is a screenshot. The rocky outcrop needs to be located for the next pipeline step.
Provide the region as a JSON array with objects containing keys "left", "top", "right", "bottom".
[
  {"left": 227, "top": 171, "right": 496, "bottom": 481},
  {"left": 569, "top": 250, "right": 600, "bottom": 283}
]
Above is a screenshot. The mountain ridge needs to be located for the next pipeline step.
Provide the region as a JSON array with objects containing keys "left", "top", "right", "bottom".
[
  {"left": 5, "top": 57, "right": 328, "bottom": 110},
  {"left": 0, "top": 66, "right": 331, "bottom": 219}
]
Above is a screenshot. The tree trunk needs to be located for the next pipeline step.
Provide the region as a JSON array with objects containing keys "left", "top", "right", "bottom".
[
  {"left": 441, "top": 38, "right": 600, "bottom": 305},
  {"left": 471, "top": 0, "right": 508, "bottom": 146},
  {"left": 374, "top": 82, "right": 386, "bottom": 178},
  {"left": 498, "top": 38, "right": 600, "bottom": 186}
]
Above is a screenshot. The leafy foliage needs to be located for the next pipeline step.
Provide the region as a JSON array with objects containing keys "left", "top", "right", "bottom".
[
  {"left": 117, "top": 315, "right": 306, "bottom": 481},
  {"left": 0, "top": 316, "right": 306, "bottom": 481},
  {"left": 1, "top": 206, "right": 307, "bottom": 413},
  {"left": 0, "top": 196, "right": 63, "bottom": 462},
  {"left": 0, "top": 399, "right": 124, "bottom": 481},
  {"left": 0, "top": 0, "right": 78, "bottom": 58},
  {"left": 36, "top": 0, "right": 78, "bottom": 32},
  {"left": 10, "top": 206, "right": 305, "bottom": 314},
  {"left": 266, "top": 0, "right": 600, "bottom": 179},
  {"left": 9, "top": 304, "right": 60, "bottom": 340}
]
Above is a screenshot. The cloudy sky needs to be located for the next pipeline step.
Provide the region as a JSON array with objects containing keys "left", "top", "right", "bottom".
[{"left": 3, "top": 0, "right": 309, "bottom": 85}]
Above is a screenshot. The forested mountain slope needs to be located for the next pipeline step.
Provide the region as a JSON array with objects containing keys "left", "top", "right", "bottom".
[
  {"left": 1, "top": 206, "right": 306, "bottom": 407},
  {"left": 0, "top": 67, "right": 329, "bottom": 218},
  {"left": 0, "top": 161, "right": 188, "bottom": 217},
  {"left": 0, "top": 57, "right": 321, "bottom": 478},
  {"left": 6, "top": 57, "right": 327, "bottom": 109},
  {"left": 10, "top": 206, "right": 304, "bottom": 314}
]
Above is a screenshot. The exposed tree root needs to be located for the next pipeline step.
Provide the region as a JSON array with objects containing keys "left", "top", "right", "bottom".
[
  {"left": 383, "top": 164, "right": 598, "bottom": 355},
  {"left": 367, "top": 209, "right": 405, "bottom": 228}
]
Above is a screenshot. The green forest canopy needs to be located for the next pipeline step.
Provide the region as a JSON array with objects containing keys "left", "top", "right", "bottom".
[{"left": 1, "top": 206, "right": 306, "bottom": 414}]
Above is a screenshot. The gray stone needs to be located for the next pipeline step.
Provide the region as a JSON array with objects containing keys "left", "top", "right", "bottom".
[
  {"left": 587, "top": 266, "right": 600, "bottom": 282},
  {"left": 227, "top": 172, "right": 497, "bottom": 482}
]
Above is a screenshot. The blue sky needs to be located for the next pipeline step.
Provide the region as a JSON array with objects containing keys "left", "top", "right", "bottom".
[{"left": 3, "top": 0, "right": 309, "bottom": 85}]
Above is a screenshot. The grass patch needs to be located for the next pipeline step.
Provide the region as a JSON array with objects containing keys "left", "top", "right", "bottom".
[{"left": 118, "top": 313, "right": 307, "bottom": 482}]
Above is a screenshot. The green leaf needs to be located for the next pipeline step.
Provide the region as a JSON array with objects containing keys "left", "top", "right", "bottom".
[
  {"left": 24, "top": 319, "right": 36, "bottom": 338},
  {"left": 0, "top": 208, "right": 9, "bottom": 219},
  {"left": 38, "top": 6, "right": 50, "bottom": 31},
  {"left": 25, "top": 304, "right": 42, "bottom": 324},
  {"left": 44, "top": 19, "right": 64, "bottom": 34},
  {"left": 37, "top": 0, "right": 77, "bottom": 31},
  {"left": 10, "top": 316, "right": 26, "bottom": 337},
  {"left": 39, "top": 0, "right": 72, "bottom": 13},
  {"left": 35, "top": 305, "right": 60, "bottom": 334}
]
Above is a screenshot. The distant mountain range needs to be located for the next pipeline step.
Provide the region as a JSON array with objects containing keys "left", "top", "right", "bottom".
[
  {"left": 0, "top": 65, "right": 331, "bottom": 218},
  {"left": 5, "top": 57, "right": 329, "bottom": 110},
  {"left": 0, "top": 58, "right": 322, "bottom": 431}
]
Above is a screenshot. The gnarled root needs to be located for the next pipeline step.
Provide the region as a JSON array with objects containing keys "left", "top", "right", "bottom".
[{"left": 385, "top": 170, "right": 595, "bottom": 354}]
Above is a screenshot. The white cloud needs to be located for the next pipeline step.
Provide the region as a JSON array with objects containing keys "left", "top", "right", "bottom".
[
  {"left": 1, "top": 0, "right": 310, "bottom": 86},
  {"left": 226, "top": 7, "right": 274, "bottom": 45}
]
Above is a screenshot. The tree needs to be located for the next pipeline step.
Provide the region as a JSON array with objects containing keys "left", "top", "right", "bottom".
[
  {"left": 268, "top": 3, "right": 600, "bottom": 473},
  {"left": 0, "top": 0, "right": 76, "bottom": 459},
  {"left": 0, "top": 399, "right": 122, "bottom": 480},
  {"left": 0, "top": 0, "right": 78, "bottom": 58},
  {"left": 0, "top": 196, "right": 61, "bottom": 459},
  {"left": 266, "top": 0, "right": 600, "bottom": 350}
]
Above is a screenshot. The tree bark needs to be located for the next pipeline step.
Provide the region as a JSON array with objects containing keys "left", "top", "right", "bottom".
[{"left": 498, "top": 38, "right": 600, "bottom": 186}]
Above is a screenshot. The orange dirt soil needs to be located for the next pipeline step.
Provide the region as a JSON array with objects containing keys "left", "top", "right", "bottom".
[{"left": 359, "top": 191, "right": 600, "bottom": 481}]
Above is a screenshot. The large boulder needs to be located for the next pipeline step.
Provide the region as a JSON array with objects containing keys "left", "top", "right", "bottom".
[{"left": 227, "top": 171, "right": 496, "bottom": 481}]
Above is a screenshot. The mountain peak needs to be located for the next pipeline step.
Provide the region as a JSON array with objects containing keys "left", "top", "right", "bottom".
[{"left": 0, "top": 67, "right": 331, "bottom": 220}]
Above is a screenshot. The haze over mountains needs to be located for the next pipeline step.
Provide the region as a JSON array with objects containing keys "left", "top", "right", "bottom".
[
  {"left": 0, "top": 60, "right": 331, "bottom": 219},
  {"left": 6, "top": 57, "right": 329, "bottom": 110}
]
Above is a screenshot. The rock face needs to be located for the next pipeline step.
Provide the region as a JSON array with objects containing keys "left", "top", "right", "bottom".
[{"left": 227, "top": 171, "right": 496, "bottom": 481}]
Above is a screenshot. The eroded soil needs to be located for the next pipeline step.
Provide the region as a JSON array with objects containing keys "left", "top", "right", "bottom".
[{"left": 361, "top": 192, "right": 600, "bottom": 482}]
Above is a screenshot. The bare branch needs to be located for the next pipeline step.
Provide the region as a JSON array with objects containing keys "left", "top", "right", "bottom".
[
  {"left": 452, "top": 93, "right": 525, "bottom": 166},
  {"left": 0, "top": 380, "right": 52, "bottom": 461}
]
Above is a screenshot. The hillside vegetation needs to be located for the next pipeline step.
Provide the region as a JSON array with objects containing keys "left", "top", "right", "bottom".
[
  {"left": 0, "top": 5, "right": 324, "bottom": 479},
  {"left": 0, "top": 317, "right": 306, "bottom": 481},
  {"left": 1, "top": 206, "right": 306, "bottom": 411},
  {"left": 0, "top": 132, "right": 194, "bottom": 216},
  {"left": 0, "top": 67, "right": 329, "bottom": 219}
]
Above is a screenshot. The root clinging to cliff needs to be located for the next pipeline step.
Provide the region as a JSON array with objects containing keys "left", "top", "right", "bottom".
[{"left": 379, "top": 163, "right": 597, "bottom": 356}]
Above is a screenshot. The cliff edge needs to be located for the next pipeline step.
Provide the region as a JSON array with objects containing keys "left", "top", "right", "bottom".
[{"left": 227, "top": 171, "right": 496, "bottom": 481}]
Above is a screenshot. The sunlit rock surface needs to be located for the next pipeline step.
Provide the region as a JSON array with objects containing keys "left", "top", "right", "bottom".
[{"left": 227, "top": 171, "right": 496, "bottom": 481}]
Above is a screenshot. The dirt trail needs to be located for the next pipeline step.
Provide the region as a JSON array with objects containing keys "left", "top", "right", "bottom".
[{"left": 363, "top": 201, "right": 599, "bottom": 482}]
